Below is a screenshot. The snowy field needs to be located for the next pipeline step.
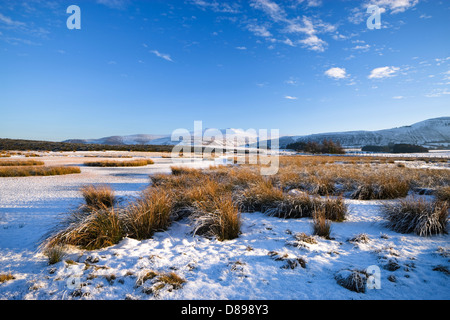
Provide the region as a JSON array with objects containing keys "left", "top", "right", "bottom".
[{"left": 0, "top": 152, "right": 449, "bottom": 300}]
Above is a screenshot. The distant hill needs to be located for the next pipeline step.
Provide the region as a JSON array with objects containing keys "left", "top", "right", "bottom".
[
  {"left": 64, "top": 134, "right": 168, "bottom": 146},
  {"left": 63, "top": 117, "right": 450, "bottom": 149},
  {"left": 277, "top": 117, "right": 450, "bottom": 149}
]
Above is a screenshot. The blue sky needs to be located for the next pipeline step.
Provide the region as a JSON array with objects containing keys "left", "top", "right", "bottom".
[{"left": 1, "top": 0, "right": 449, "bottom": 141}]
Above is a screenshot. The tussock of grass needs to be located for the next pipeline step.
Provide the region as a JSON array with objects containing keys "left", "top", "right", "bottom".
[
  {"left": 312, "top": 208, "right": 332, "bottom": 239},
  {"left": 43, "top": 245, "right": 67, "bottom": 265},
  {"left": 348, "top": 233, "right": 370, "bottom": 244},
  {"left": 81, "top": 185, "right": 116, "bottom": 210},
  {"left": 45, "top": 207, "right": 123, "bottom": 250},
  {"left": 294, "top": 232, "right": 317, "bottom": 245},
  {"left": 0, "top": 273, "right": 15, "bottom": 283},
  {"left": 0, "top": 166, "right": 80, "bottom": 177},
  {"left": 170, "top": 166, "right": 202, "bottom": 176},
  {"left": 158, "top": 272, "right": 186, "bottom": 289},
  {"left": 351, "top": 176, "right": 410, "bottom": 200},
  {"left": 0, "top": 159, "right": 44, "bottom": 166},
  {"left": 123, "top": 188, "right": 173, "bottom": 240},
  {"left": 84, "top": 159, "right": 154, "bottom": 167},
  {"left": 335, "top": 269, "right": 368, "bottom": 293},
  {"left": 436, "top": 186, "right": 450, "bottom": 203},
  {"left": 237, "top": 179, "right": 284, "bottom": 213},
  {"left": 191, "top": 195, "right": 241, "bottom": 241},
  {"left": 382, "top": 198, "right": 448, "bottom": 236}
]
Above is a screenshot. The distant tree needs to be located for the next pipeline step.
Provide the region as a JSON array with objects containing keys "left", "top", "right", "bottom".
[
  {"left": 287, "top": 139, "right": 345, "bottom": 154},
  {"left": 392, "top": 144, "right": 429, "bottom": 153},
  {"left": 361, "top": 144, "right": 428, "bottom": 153}
]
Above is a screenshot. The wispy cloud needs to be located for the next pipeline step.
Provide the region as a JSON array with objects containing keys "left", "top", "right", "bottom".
[
  {"left": 190, "top": 0, "right": 240, "bottom": 13},
  {"left": 96, "top": 0, "right": 129, "bottom": 9},
  {"left": 246, "top": 23, "right": 272, "bottom": 38},
  {"left": 285, "top": 95, "right": 298, "bottom": 100},
  {"left": 425, "top": 88, "right": 450, "bottom": 98},
  {"left": 150, "top": 50, "right": 174, "bottom": 62},
  {"left": 249, "top": 1, "right": 333, "bottom": 52},
  {"left": 0, "top": 13, "right": 26, "bottom": 27}
]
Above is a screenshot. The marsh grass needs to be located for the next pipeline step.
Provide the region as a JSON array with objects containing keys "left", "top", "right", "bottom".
[
  {"left": 45, "top": 207, "right": 123, "bottom": 250},
  {"left": 81, "top": 185, "right": 116, "bottom": 210},
  {"left": 436, "top": 186, "right": 450, "bottom": 203},
  {"left": 84, "top": 159, "right": 154, "bottom": 167},
  {"left": 123, "top": 188, "right": 173, "bottom": 240},
  {"left": 191, "top": 195, "right": 241, "bottom": 241},
  {"left": 335, "top": 269, "right": 368, "bottom": 293},
  {"left": 0, "top": 166, "right": 80, "bottom": 177},
  {"left": 0, "top": 273, "right": 15, "bottom": 283},
  {"left": 158, "top": 272, "right": 186, "bottom": 289},
  {"left": 351, "top": 176, "right": 410, "bottom": 200},
  {"left": 312, "top": 208, "right": 332, "bottom": 239},
  {"left": 0, "top": 160, "right": 44, "bottom": 166},
  {"left": 382, "top": 198, "right": 448, "bottom": 236},
  {"left": 43, "top": 245, "right": 67, "bottom": 265}
]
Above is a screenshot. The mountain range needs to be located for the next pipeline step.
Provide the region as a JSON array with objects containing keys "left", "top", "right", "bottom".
[{"left": 64, "top": 117, "right": 450, "bottom": 149}]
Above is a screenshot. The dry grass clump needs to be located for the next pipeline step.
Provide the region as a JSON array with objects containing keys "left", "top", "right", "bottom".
[
  {"left": 84, "top": 159, "right": 154, "bottom": 167},
  {"left": 0, "top": 159, "right": 44, "bottom": 166},
  {"left": 294, "top": 232, "right": 317, "bottom": 245},
  {"left": 237, "top": 179, "right": 284, "bottom": 213},
  {"left": 436, "top": 186, "right": 450, "bottom": 203},
  {"left": 43, "top": 245, "right": 66, "bottom": 265},
  {"left": 335, "top": 269, "right": 368, "bottom": 293},
  {"left": 170, "top": 166, "right": 203, "bottom": 176},
  {"left": 158, "top": 272, "right": 186, "bottom": 289},
  {"left": 137, "top": 270, "right": 186, "bottom": 294},
  {"left": 348, "top": 233, "right": 371, "bottom": 244},
  {"left": 312, "top": 208, "right": 332, "bottom": 239},
  {"left": 81, "top": 185, "right": 116, "bottom": 210},
  {"left": 351, "top": 175, "right": 410, "bottom": 200},
  {"left": 45, "top": 207, "right": 123, "bottom": 250},
  {"left": 122, "top": 188, "right": 173, "bottom": 240},
  {"left": 191, "top": 195, "right": 241, "bottom": 241},
  {"left": 382, "top": 198, "right": 448, "bottom": 236},
  {"left": 43, "top": 245, "right": 67, "bottom": 265},
  {"left": 0, "top": 166, "right": 81, "bottom": 177},
  {"left": 0, "top": 273, "right": 15, "bottom": 283}
]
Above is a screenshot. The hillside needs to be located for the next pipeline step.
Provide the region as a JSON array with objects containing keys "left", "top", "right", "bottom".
[
  {"left": 279, "top": 117, "right": 450, "bottom": 148},
  {"left": 62, "top": 117, "right": 450, "bottom": 149}
]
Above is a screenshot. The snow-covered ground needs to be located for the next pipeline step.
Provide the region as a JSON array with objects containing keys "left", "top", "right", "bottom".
[{"left": 0, "top": 153, "right": 449, "bottom": 300}]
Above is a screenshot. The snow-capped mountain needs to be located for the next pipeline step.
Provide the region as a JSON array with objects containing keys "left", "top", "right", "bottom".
[
  {"left": 276, "top": 117, "right": 450, "bottom": 148},
  {"left": 64, "top": 117, "right": 450, "bottom": 149},
  {"left": 64, "top": 128, "right": 263, "bottom": 148}
]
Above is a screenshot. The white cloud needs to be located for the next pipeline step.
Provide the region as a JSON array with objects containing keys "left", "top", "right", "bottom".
[
  {"left": 299, "top": 34, "right": 327, "bottom": 52},
  {"left": 325, "top": 67, "right": 347, "bottom": 79},
  {"left": 150, "top": 50, "right": 174, "bottom": 62},
  {"left": 368, "top": 66, "right": 400, "bottom": 79},
  {"left": 285, "top": 95, "right": 298, "bottom": 100},
  {"left": 366, "top": 0, "right": 420, "bottom": 14},
  {"left": 352, "top": 44, "right": 371, "bottom": 51},
  {"left": 392, "top": 96, "right": 404, "bottom": 99},
  {"left": 236, "top": 46, "right": 247, "bottom": 50}
]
